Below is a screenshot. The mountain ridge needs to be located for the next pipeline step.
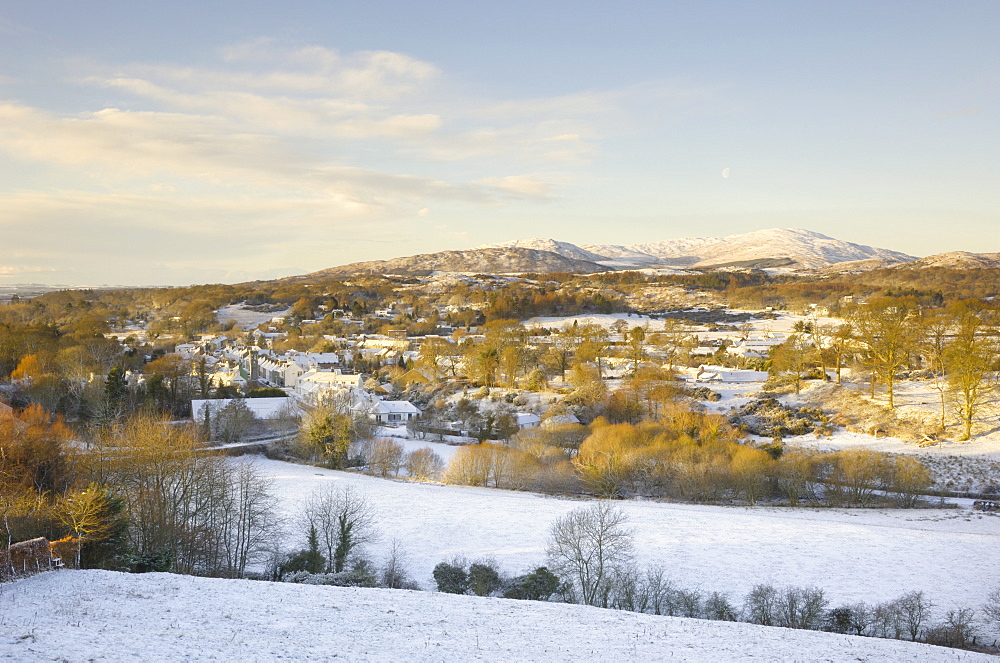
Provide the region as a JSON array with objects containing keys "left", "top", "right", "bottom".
[
  {"left": 487, "top": 228, "right": 916, "bottom": 270},
  {"left": 301, "top": 228, "right": 999, "bottom": 277},
  {"left": 304, "top": 246, "right": 607, "bottom": 278}
]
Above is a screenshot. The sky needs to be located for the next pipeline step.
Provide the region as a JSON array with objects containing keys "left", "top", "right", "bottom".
[{"left": 0, "top": 1, "right": 998, "bottom": 286}]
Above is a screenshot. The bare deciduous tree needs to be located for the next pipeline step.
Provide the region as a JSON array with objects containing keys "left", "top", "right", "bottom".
[
  {"left": 546, "top": 502, "right": 634, "bottom": 607},
  {"left": 944, "top": 303, "right": 997, "bottom": 441},
  {"left": 849, "top": 298, "right": 921, "bottom": 409},
  {"left": 302, "top": 485, "right": 378, "bottom": 573}
]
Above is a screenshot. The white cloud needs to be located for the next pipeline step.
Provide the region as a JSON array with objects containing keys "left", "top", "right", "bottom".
[
  {"left": 475, "top": 175, "right": 552, "bottom": 199},
  {"left": 0, "top": 38, "right": 649, "bottom": 283},
  {"left": 0, "top": 264, "right": 55, "bottom": 276}
]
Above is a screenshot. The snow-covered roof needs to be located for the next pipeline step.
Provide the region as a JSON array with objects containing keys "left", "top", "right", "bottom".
[
  {"left": 370, "top": 401, "right": 422, "bottom": 415},
  {"left": 298, "top": 370, "right": 362, "bottom": 387},
  {"left": 191, "top": 397, "right": 299, "bottom": 420},
  {"left": 543, "top": 413, "right": 580, "bottom": 426}
]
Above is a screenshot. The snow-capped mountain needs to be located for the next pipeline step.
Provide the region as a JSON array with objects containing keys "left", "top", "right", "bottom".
[
  {"left": 311, "top": 228, "right": 918, "bottom": 277},
  {"left": 477, "top": 238, "right": 607, "bottom": 263},
  {"left": 491, "top": 228, "right": 915, "bottom": 270}
]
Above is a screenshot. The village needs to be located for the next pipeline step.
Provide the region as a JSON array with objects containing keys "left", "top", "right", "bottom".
[{"left": 113, "top": 299, "right": 797, "bottom": 445}]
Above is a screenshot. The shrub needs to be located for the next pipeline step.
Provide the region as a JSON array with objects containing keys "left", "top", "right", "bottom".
[
  {"left": 885, "top": 457, "right": 932, "bottom": 507},
  {"left": 773, "top": 586, "right": 827, "bottom": 630},
  {"left": 924, "top": 607, "right": 979, "bottom": 649},
  {"left": 703, "top": 591, "right": 738, "bottom": 621},
  {"left": 433, "top": 560, "right": 469, "bottom": 594},
  {"left": 468, "top": 560, "right": 503, "bottom": 597},
  {"left": 824, "top": 606, "right": 855, "bottom": 634},
  {"left": 366, "top": 438, "right": 404, "bottom": 477},
  {"left": 380, "top": 540, "right": 419, "bottom": 590},
  {"left": 404, "top": 447, "right": 444, "bottom": 481},
  {"left": 829, "top": 448, "right": 891, "bottom": 506},
  {"left": 894, "top": 591, "right": 932, "bottom": 641},
  {"left": 503, "top": 567, "right": 562, "bottom": 601},
  {"left": 744, "top": 584, "right": 779, "bottom": 625},
  {"left": 676, "top": 588, "right": 704, "bottom": 618}
]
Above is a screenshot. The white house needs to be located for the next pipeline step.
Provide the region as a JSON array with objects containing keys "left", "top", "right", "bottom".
[
  {"left": 543, "top": 413, "right": 581, "bottom": 427},
  {"left": 191, "top": 397, "right": 300, "bottom": 421},
  {"left": 368, "top": 400, "right": 422, "bottom": 424},
  {"left": 294, "top": 370, "right": 365, "bottom": 404},
  {"left": 514, "top": 413, "right": 542, "bottom": 430}
]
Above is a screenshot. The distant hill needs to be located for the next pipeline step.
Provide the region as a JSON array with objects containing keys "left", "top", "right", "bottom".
[
  {"left": 897, "top": 251, "right": 1000, "bottom": 270},
  {"left": 563, "top": 228, "right": 912, "bottom": 269},
  {"left": 307, "top": 227, "right": 919, "bottom": 277},
  {"left": 305, "top": 246, "right": 607, "bottom": 278}
]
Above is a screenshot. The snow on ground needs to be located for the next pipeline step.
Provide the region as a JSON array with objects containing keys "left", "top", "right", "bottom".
[
  {"left": 377, "top": 426, "right": 462, "bottom": 462},
  {"left": 1, "top": 570, "right": 991, "bottom": 662},
  {"left": 522, "top": 310, "right": 820, "bottom": 333},
  {"left": 524, "top": 312, "right": 666, "bottom": 330},
  {"left": 216, "top": 304, "right": 292, "bottom": 328},
  {"left": 255, "top": 458, "right": 1000, "bottom": 624},
  {"left": 678, "top": 368, "right": 1000, "bottom": 461}
]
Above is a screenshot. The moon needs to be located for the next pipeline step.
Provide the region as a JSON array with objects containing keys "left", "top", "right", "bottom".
[{"left": 721, "top": 168, "right": 730, "bottom": 179}]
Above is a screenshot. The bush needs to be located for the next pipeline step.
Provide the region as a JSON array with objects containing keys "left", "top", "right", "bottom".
[
  {"left": 984, "top": 586, "right": 1000, "bottom": 628},
  {"left": 283, "top": 563, "right": 378, "bottom": 588},
  {"left": 404, "top": 447, "right": 444, "bottom": 481},
  {"left": 924, "top": 607, "right": 979, "bottom": 649},
  {"left": 829, "top": 448, "right": 892, "bottom": 506},
  {"left": 703, "top": 591, "right": 738, "bottom": 621},
  {"left": 825, "top": 606, "right": 855, "bottom": 634},
  {"left": 468, "top": 560, "right": 503, "bottom": 597},
  {"left": 773, "top": 586, "right": 827, "bottom": 630},
  {"left": 503, "top": 567, "right": 561, "bottom": 601},
  {"left": 744, "top": 584, "right": 779, "bottom": 625},
  {"left": 366, "top": 438, "right": 404, "bottom": 478},
  {"left": 444, "top": 443, "right": 541, "bottom": 490},
  {"left": 433, "top": 560, "right": 469, "bottom": 594},
  {"left": 128, "top": 549, "right": 175, "bottom": 574},
  {"left": 380, "top": 540, "right": 419, "bottom": 590}
]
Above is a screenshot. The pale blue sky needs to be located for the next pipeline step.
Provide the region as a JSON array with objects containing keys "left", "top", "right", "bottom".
[{"left": 1, "top": 1, "right": 997, "bottom": 285}]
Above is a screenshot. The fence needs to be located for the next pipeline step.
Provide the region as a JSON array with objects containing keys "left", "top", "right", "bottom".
[{"left": 0, "top": 537, "right": 63, "bottom": 581}]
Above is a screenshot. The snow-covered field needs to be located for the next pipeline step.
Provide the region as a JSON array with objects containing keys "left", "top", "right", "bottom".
[
  {"left": 1, "top": 570, "right": 991, "bottom": 662},
  {"left": 258, "top": 458, "right": 1000, "bottom": 621},
  {"left": 216, "top": 303, "right": 292, "bottom": 328}
]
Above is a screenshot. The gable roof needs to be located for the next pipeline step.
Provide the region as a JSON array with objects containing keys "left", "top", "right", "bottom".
[{"left": 370, "top": 401, "right": 422, "bottom": 415}]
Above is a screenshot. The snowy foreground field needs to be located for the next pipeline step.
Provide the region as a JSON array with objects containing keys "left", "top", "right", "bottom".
[
  {"left": 260, "top": 458, "right": 1000, "bottom": 616},
  {"left": 1, "top": 570, "right": 992, "bottom": 662}
]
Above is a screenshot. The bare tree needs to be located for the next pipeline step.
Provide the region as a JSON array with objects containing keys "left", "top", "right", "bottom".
[
  {"left": 769, "top": 334, "right": 813, "bottom": 395},
  {"left": 895, "top": 591, "right": 932, "bottom": 641},
  {"left": 849, "top": 299, "right": 921, "bottom": 409},
  {"left": 945, "top": 303, "right": 997, "bottom": 440},
  {"left": 546, "top": 502, "right": 634, "bottom": 607},
  {"left": 56, "top": 484, "right": 120, "bottom": 568},
  {"left": 216, "top": 460, "right": 280, "bottom": 578},
  {"left": 920, "top": 310, "right": 952, "bottom": 430},
  {"left": 365, "top": 438, "right": 404, "bottom": 478},
  {"left": 404, "top": 447, "right": 445, "bottom": 481},
  {"left": 983, "top": 586, "right": 1000, "bottom": 628},
  {"left": 380, "top": 538, "right": 417, "bottom": 589},
  {"left": 302, "top": 485, "right": 378, "bottom": 573}
]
